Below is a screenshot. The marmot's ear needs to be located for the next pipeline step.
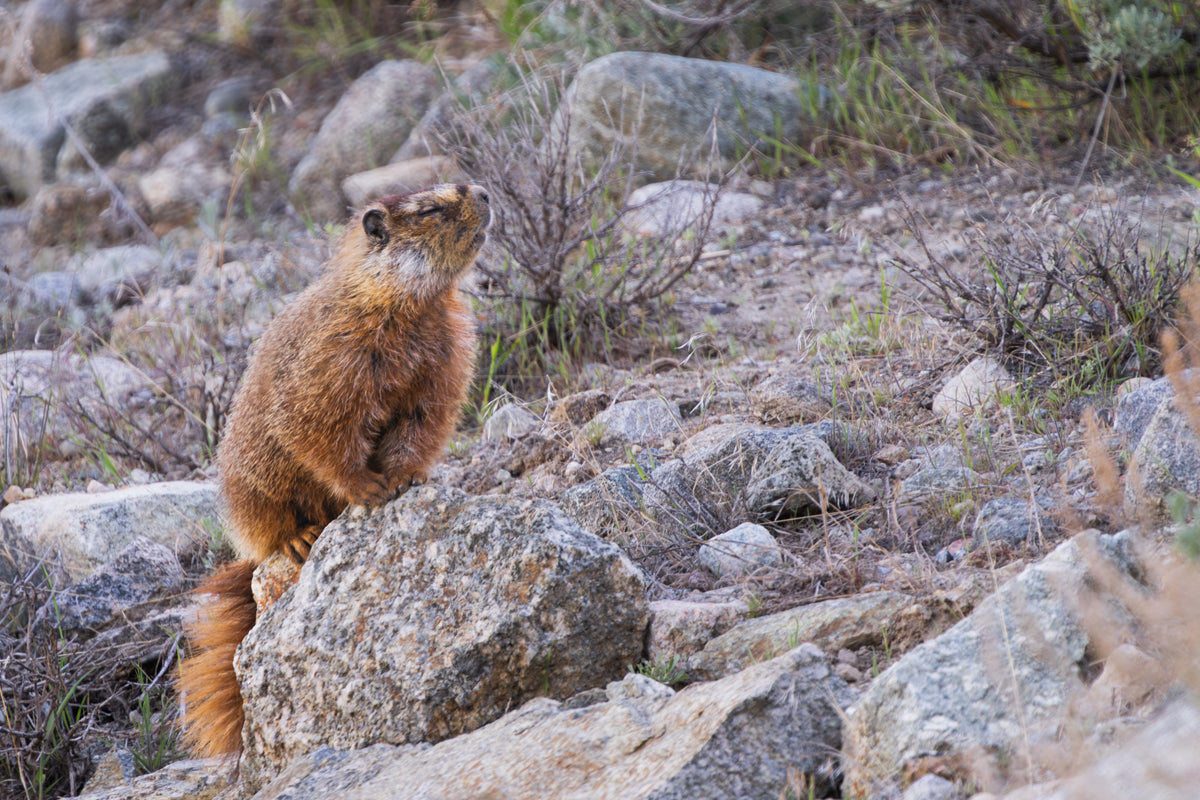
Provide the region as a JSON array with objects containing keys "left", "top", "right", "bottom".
[{"left": 363, "top": 209, "right": 389, "bottom": 246}]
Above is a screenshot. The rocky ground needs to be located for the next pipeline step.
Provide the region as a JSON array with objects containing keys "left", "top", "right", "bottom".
[{"left": 2, "top": 1, "right": 1200, "bottom": 800}]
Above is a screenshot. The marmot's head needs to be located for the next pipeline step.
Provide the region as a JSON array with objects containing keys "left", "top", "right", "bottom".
[{"left": 355, "top": 184, "right": 490, "bottom": 300}]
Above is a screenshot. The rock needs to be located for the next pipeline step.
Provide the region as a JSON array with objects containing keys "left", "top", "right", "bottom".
[
  {"left": 0, "top": 481, "right": 217, "bottom": 580},
  {"left": 68, "top": 244, "right": 177, "bottom": 307},
  {"left": 646, "top": 597, "right": 747, "bottom": 661},
  {"left": 561, "top": 52, "right": 824, "bottom": 180},
  {"left": 932, "top": 357, "right": 1016, "bottom": 419},
  {"left": 970, "top": 497, "right": 1057, "bottom": 549},
  {"left": 606, "top": 671, "right": 676, "bottom": 702},
  {"left": 0, "top": 50, "right": 179, "bottom": 199},
  {"left": 394, "top": 57, "right": 502, "bottom": 160},
  {"left": 289, "top": 60, "right": 441, "bottom": 221},
  {"left": 73, "top": 756, "right": 231, "bottom": 799},
  {"left": 2, "top": 0, "right": 79, "bottom": 87},
  {"left": 587, "top": 398, "right": 682, "bottom": 446},
  {"left": 687, "top": 590, "right": 913, "bottom": 680},
  {"left": 622, "top": 181, "right": 765, "bottom": 238},
  {"left": 560, "top": 465, "right": 644, "bottom": 539},
  {"left": 549, "top": 389, "right": 612, "bottom": 425},
  {"left": 697, "top": 522, "right": 782, "bottom": 578},
  {"left": 841, "top": 531, "right": 1146, "bottom": 797},
  {"left": 1124, "top": 394, "right": 1200, "bottom": 519},
  {"left": 1076, "top": 642, "right": 1168, "bottom": 721},
  {"left": 204, "top": 76, "right": 254, "bottom": 117},
  {"left": 644, "top": 427, "right": 875, "bottom": 536},
  {"left": 137, "top": 135, "right": 233, "bottom": 225},
  {"left": 994, "top": 696, "right": 1200, "bottom": 800},
  {"left": 245, "top": 645, "right": 851, "bottom": 799},
  {"left": 1113, "top": 374, "right": 1174, "bottom": 450},
  {"left": 27, "top": 181, "right": 129, "bottom": 247},
  {"left": 341, "top": 156, "right": 465, "bottom": 208},
  {"left": 0, "top": 349, "right": 155, "bottom": 461},
  {"left": 903, "top": 774, "right": 961, "bottom": 800},
  {"left": 237, "top": 484, "right": 648, "bottom": 790},
  {"left": 750, "top": 373, "right": 833, "bottom": 424},
  {"left": 898, "top": 466, "right": 980, "bottom": 501},
  {"left": 481, "top": 402, "right": 542, "bottom": 442},
  {"left": 34, "top": 536, "right": 185, "bottom": 642}
]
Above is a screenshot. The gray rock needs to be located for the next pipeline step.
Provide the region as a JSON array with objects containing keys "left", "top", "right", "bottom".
[
  {"left": 26, "top": 270, "right": 78, "bottom": 308},
  {"left": 841, "top": 531, "right": 1146, "bottom": 797},
  {"left": 549, "top": 389, "right": 612, "bottom": 424},
  {"left": 688, "top": 590, "right": 912, "bottom": 680},
  {"left": 204, "top": 76, "right": 254, "bottom": 117},
  {"left": 2, "top": 0, "right": 78, "bottom": 87},
  {"left": 237, "top": 484, "right": 648, "bottom": 790},
  {"left": 903, "top": 774, "right": 961, "bottom": 800},
  {"left": 560, "top": 465, "right": 644, "bottom": 539},
  {"left": 898, "top": 466, "right": 980, "bottom": 501},
  {"left": 0, "top": 50, "right": 178, "bottom": 199},
  {"left": 646, "top": 597, "right": 747, "bottom": 661},
  {"left": 34, "top": 536, "right": 185, "bottom": 653},
  {"left": 481, "top": 402, "right": 542, "bottom": 442},
  {"left": 341, "top": 156, "right": 466, "bottom": 208},
  {"left": 69, "top": 244, "right": 176, "bottom": 306},
  {"left": 73, "top": 756, "right": 232, "bottom": 799},
  {"left": 645, "top": 427, "right": 874, "bottom": 537},
  {"left": 561, "top": 52, "right": 824, "bottom": 180},
  {"left": 35, "top": 535, "right": 182, "bottom": 631},
  {"left": 26, "top": 181, "right": 128, "bottom": 247},
  {"left": 0, "top": 481, "right": 217, "bottom": 580},
  {"left": 1114, "top": 375, "right": 1174, "bottom": 451},
  {"left": 932, "top": 356, "right": 1016, "bottom": 419},
  {"left": 697, "top": 522, "right": 782, "bottom": 578},
  {"left": 588, "top": 398, "right": 682, "bottom": 446},
  {"left": 138, "top": 136, "right": 232, "bottom": 225},
  {"left": 622, "top": 181, "right": 764, "bottom": 238},
  {"left": 289, "top": 60, "right": 441, "bottom": 221},
  {"left": 996, "top": 696, "right": 1200, "bottom": 800},
  {"left": 971, "top": 497, "right": 1057, "bottom": 549},
  {"left": 394, "top": 57, "right": 502, "bottom": 160},
  {"left": 750, "top": 373, "right": 833, "bottom": 424},
  {"left": 1124, "top": 394, "right": 1200, "bottom": 519},
  {"left": 246, "top": 645, "right": 851, "bottom": 800}
]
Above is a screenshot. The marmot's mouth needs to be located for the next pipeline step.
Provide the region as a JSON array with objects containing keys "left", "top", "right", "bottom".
[{"left": 472, "top": 231, "right": 487, "bottom": 248}]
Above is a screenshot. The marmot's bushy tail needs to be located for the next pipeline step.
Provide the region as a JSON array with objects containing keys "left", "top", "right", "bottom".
[{"left": 177, "top": 560, "right": 257, "bottom": 758}]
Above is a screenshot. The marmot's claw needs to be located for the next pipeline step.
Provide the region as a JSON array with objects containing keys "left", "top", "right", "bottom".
[
  {"left": 283, "top": 527, "right": 320, "bottom": 564},
  {"left": 408, "top": 470, "right": 428, "bottom": 487},
  {"left": 348, "top": 470, "right": 391, "bottom": 507}
]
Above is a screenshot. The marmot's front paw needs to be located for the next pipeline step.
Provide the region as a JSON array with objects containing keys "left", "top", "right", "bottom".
[
  {"left": 346, "top": 470, "right": 391, "bottom": 506},
  {"left": 407, "top": 470, "right": 428, "bottom": 487}
]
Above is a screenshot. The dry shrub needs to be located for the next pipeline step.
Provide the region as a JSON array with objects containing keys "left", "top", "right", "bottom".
[
  {"left": 439, "top": 62, "right": 722, "bottom": 395},
  {"left": 895, "top": 205, "right": 1197, "bottom": 391}
]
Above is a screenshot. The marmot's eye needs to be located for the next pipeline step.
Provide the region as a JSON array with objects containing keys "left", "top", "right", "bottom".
[{"left": 418, "top": 205, "right": 443, "bottom": 217}]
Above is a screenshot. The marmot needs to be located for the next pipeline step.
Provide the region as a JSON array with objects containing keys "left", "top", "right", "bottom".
[{"left": 177, "top": 184, "right": 489, "bottom": 758}]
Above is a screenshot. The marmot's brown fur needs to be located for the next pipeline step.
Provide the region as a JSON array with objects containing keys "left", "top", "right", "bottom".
[{"left": 177, "top": 184, "right": 489, "bottom": 759}]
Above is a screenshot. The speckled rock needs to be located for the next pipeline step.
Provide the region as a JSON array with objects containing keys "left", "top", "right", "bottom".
[
  {"left": 687, "top": 590, "right": 913, "bottom": 680},
  {"left": 246, "top": 645, "right": 852, "bottom": 800},
  {"left": 561, "top": 52, "right": 824, "bottom": 180},
  {"left": 0, "top": 50, "right": 178, "bottom": 198},
  {"left": 288, "top": 60, "right": 441, "bottom": 220},
  {"left": 697, "top": 522, "right": 782, "bottom": 578},
  {"left": 0, "top": 481, "right": 216, "bottom": 580},
  {"left": 842, "top": 531, "right": 1145, "bottom": 797},
  {"left": 932, "top": 357, "right": 1016, "bottom": 419},
  {"left": 238, "top": 484, "right": 648, "bottom": 791}
]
